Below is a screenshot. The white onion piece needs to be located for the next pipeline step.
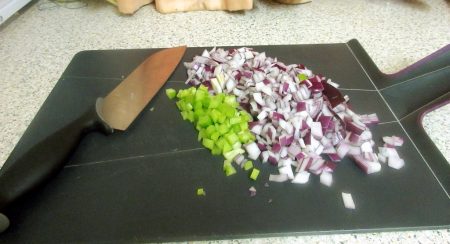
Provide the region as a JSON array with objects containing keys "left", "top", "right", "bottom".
[
  {"left": 245, "top": 142, "right": 261, "bottom": 160},
  {"left": 253, "top": 93, "right": 265, "bottom": 106},
  {"left": 257, "top": 111, "right": 268, "bottom": 121},
  {"left": 383, "top": 136, "right": 404, "bottom": 147},
  {"left": 388, "top": 156, "right": 405, "bottom": 169},
  {"left": 320, "top": 171, "right": 333, "bottom": 187},
  {"left": 269, "top": 174, "right": 289, "bottom": 182},
  {"left": 279, "top": 165, "right": 294, "bottom": 179},
  {"left": 342, "top": 192, "right": 356, "bottom": 209},
  {"left": 291, "top": 171, "right": 310, "bottom": 184},
  {"left": 211, "top": 78, "right": 222, "bottom": 94},
  {"left": 249, "top": 186, "right": 256, "bottom": 197},
  {"left": 261, "top": 151, "right": 270, "bottom": 163},
  {"left": 360, "top": 141, "right": 373, "bottom": 153}
]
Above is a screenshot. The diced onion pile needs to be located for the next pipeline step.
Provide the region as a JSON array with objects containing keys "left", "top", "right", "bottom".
[{"left": 182, "top": 47, "right": 405, "bottom": 189}]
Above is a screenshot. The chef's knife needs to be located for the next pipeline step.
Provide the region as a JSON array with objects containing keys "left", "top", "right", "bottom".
[{"left": 0, "top": 46, "right": 187, "bottom": 232}]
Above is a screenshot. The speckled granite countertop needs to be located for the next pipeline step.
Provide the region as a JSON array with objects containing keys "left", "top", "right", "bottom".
[{"left": 0, "top": 0, "right": 449, "bottom": 242}]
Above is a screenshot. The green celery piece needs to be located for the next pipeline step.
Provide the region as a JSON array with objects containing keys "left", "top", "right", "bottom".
[
  {"left": 223, "top": 160, "right": 236, "bottom": 176},
  {"left": 239, "top": 131, "right": 255, "bottom": 143},
  {"left": 229, "top": 117, "right": 241, "bottom": 125},
  {"left": 239, "top": 122, "right": 249, "bottom": 131},
  {"left": 209, "top": 109, "right": 222, "bottom": 123},
  {"left": 211, "top": 146, "right": 222, "bottom": 155},
  {"left": 198, "top": 84, "right": 209, "bottom": 92},
  {"left": 205, "top": 125, "right": 216, "bottom": 138},
  {"left": 215, "top": 137, "right": 226, "bottom": 150},
  {"left": 247, "top": 132, "right": 256, "bottom": 142},
  {"left": 211, "top": 132, "right": 220, "bottom": 141},
  {"left": 218, "top": 103, "right": 235, "bottom": 118},
  {"left": 250, "top": 168, "right": 260, "bottom": 180},
  {"left": 187, "top": 111, "right": 195, "bottom": 123},
  {"left": 197, "top": 188, "right": 206, "bottom": 196},
  {"left": 202, "top": 138, "right": 214, "bottom": 150},
  {"left": 232, "top": 124, "right": 241, "bottom": 133},
  {"left": 194, "top": 108, "right": 205, "bottom": 121},
  {"left": 217, "top": 113, "right": 227, "bottom": 124},
  {"left": 297, "top": 73, "right": 308, "bottom": 82},
  {"left": 239, "top": 111, "right": 252, "bottom": 122},
  {"left": 224, "top": 95, "right": 238, "bottom": 107},
  {"left": 222, "top": 141, "right": 232, "bottom": 154},
  {"left": 215, "top": 93, "right": 225, "bottom": 102},
  {"left": 225, "top": 133, "right": 239, "bottom": 145},
  {"left": 185, "top": 102, "right": 193, "bottom": 111},
  {"left": 165, "top": 89, "right": 177, "bottom": 99},
  {"left": 198, "top": 115, "right": 212, "bottom": 128},
  {"left": 244, "top": 161, "right": 253, "bottom": 171},
  {"left": 176, "top": 100, "right": 185, "bottom": 111},
  {"left": 232, "top": 142, "right": 242, "bottom": 150},
  {"left": 209, "top": 97, "right": 221, "bottom": 109},
  {"left": 223, "top": 159, "right": 232, "bottom": 166},
  {"left": 195, "top": 89, "right": 208, "bottom": 102},
  {"left": 218, "top": 124, "right": 229, "bottom": 135},
  {"left": 223, "top": 148, "right": 244, "bottom": 160},
  {"left": 238, "top": 131, "right": 250, "bottom": 143},
  {"left": 194, "top": 100, "right": 203, "bottom": 110}
]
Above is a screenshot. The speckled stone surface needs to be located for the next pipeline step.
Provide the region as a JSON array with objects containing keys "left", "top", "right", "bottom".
[{"left": 0, "top": 0, "right": 448, "bottom": 242}]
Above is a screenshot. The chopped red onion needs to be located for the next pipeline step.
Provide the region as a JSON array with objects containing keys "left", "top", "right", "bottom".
[
  {"left": 292, "top": 171, "right": 310, "bottom": 184},
  {"left": 342, "top": 192, "right": 356, "bottom": 209},
  {"left": 383, "top": 136, "right": 404, "bottom": 147},
  {"left": 320, "top": 171, "right": 333, "bottom": 187},
  {"left": 269, "top": 174, "right": 289, "bottom": 182},
  {"left": 184, "top": 47, "right": 406, "bottom": 190},
  {"left": 245, "top": 142, "right": 261, "bottom": 160},
  {"left": 352, "top": 155, "right": 381, "bottom": 174},
  {"left": 388, "top": 156, "right": 405, "bottom": 169}
]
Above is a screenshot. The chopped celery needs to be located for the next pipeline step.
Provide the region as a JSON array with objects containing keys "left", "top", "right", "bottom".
[
  {"left": 250, "top": 168, "right": 260, "bottom": 180},
  {"left": 210, "top": 132, "right": 220, "bottom": 141},
  {"left": 198, "top": 115, "right": 212, "bottom": 128},
  {"left": 202, "top": 138, "right": 214, "bottom": 150},
  {"left": 218, "top": 124, "right": 229, "bottom": 135},
  {"left": 224, "top": 148, "right": 245, "bottom": 160},
  {"left": 209, "top": 97, "right": 221, "bottom": 109},
  {"left": 215, "top": 137, "right": 226, "bottom": 150},
  {"left": 197, "top": 188, "right": 206, "bottom": 196},
  {"left": 224, "top": 95, "right": 238, "bottom": 107},
  {"left": 232, "top": 142, "right": 242, "bottom": 150},
  {"left": 222, "top": 142, "right": 232, "bottom": 154},
  {"left": 171, "top": 86, "right": 257, "bottom": 178},
  {"left": 225, "top": 133, "right": 239, "bottom": 145},
  {"left": 205, "top": 125, "right": 216, "bottom": 137},
  {"left": 229, "top": 117, "right": 241, "bottom": 125},
  {"left": 165, "top": 89, "right": 177, "bottom": 99},
  {"left": 211, "top": 146, "right": 222, "bottom": 155},
  {"left": 209, "top": 109, "right": 222, "bottom": 123},
  {"left": 239, "top": 122, "right": 249, "bottom": 131},
  {"left": 218, "top": 104, "right": 235, "bottom": 118},
  {"left": 244, "top": 161, "right": 253, "bottom": 171},
  {"left": 297, "top": 73, "right": 308, "bottom": 82},
  {"left": 223, "top": 160, "right": 236, "bottom": 176},
  {"left": 232, "top": 124, "right": 241, "bottom": 133}
]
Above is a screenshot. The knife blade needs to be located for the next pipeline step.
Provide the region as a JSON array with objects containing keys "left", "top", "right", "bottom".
[{"left": 0, "top": 46, "right": 187, "bottom": 232}]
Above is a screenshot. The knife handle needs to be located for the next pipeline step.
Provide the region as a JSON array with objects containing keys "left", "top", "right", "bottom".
[{"left": 0, "top": 98, "right": 112, "bottom": 215}]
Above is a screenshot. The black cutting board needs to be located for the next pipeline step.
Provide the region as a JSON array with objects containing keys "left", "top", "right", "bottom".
[{"left": 1, "top": 40, "right": 449, "bottom": 243}]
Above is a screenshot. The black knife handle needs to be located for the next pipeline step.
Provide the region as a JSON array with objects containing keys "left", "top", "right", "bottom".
[{"left": 0, "top": 98, "right": 112, "bottom": 215}]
